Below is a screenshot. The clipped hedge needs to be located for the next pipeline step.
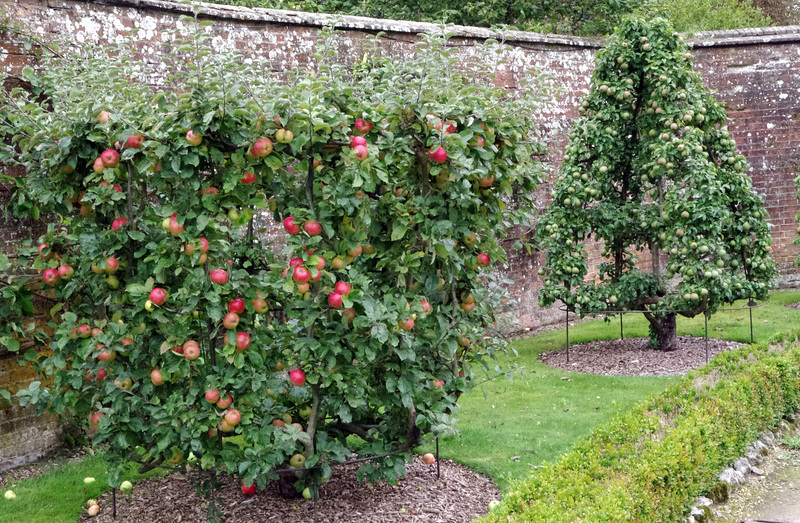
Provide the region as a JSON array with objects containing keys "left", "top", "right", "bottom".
[{"left": 480, "top": 332, "right": 800, "bottom": 522}]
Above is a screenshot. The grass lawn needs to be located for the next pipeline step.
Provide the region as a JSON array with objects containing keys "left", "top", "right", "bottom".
[
  {"left": 3, "top": 291, "right": 799, "bottom": 519},
  {"left": 0, "top": 451, "right": 165, "bottom": 523},
  {"left": 429, "top": 290, "right": 800, "bottom": 490}
]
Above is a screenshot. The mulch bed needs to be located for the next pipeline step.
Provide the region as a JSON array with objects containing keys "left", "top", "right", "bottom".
[
  {"left": 0, "top": 446, "right": 88, "bottom": 489},
  {"left": 540, "top": 335, "right": 744, "bottom": 376},
  {"left": 785, "top": 301, "right": 800, "bottom": 310},
  {"left": 80, "top": 456, "right": 498, "bottom": 522}
]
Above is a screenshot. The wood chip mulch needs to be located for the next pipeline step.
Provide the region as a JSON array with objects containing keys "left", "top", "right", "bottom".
[
  {"left": 540, "top": 335, "right": 744, "bottom": 376},
  {"left": 79, "top": 456, "right": 499, "bottom": 523},
  {"left": 0, "top": 446, "right": 88, "bottom": 489},
  {"left": 784, "top": 301, "right": 800, "bottom": 310}
]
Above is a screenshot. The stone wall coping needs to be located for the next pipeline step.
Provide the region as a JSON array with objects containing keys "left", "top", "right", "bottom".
[{"left": 56, "top": 0, "right": 800, "bottom": 49}]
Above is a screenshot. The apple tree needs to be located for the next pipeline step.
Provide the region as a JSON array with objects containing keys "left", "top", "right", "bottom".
[
  {"left": 0, "top": 18, "right": 548, "bottom": 500},
  {"left": 536, "top": 17, "right": 775, "bottom": 351}
]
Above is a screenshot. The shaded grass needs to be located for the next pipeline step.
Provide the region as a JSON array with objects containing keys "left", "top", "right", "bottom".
[
  {"left": 0, "top": 452, "right": 166, "bottom": 523},
  {"left": 430, "top": 291, "right": 800, "bottom": 491}
]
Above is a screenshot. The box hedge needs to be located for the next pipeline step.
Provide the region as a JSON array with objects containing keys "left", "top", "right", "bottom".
[{"left": 479, "top": 332, "right": 800, "bottom": 522}]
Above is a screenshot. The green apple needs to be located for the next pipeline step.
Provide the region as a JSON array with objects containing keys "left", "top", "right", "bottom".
[
  {"left": 84, "top": 477, "right": 96, "bottom": 485},
  {"left": 4, "top": 490, "right": 15, "bottom": 500},
  {"left": 302, "top": 487, "right": 312, "bottom": 500},
  {"left": 120, "top": 480, "right": 133, "bottom": 493}
]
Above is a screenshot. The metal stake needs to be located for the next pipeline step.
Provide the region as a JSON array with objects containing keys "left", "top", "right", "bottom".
[
  {"left": 704, "top": 311, "right": 709, "bottom": 365},
  {"left": 565, "top": 309, "right": 570, "bottom": 364},
  {"left": 436, "top": 437, "right": 440, "bottom": 479},
  {"left": 313, "top": 468, "right": 319, "bottom": 523},
  {"left": 749, "top": 304, "right": 755, "bottom": 344},
  {"left": 112, "top": 487, "right": 117, "bottom": 518},
  {"left": 620, "top": 314, "right": 624, "bottom": 340}
]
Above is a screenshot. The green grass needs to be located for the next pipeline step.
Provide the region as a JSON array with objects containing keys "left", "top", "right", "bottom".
[
  {"left": 4, "top": 292, "right": 800, "bottom": 519},
  {"left": 429, "top": 291, "right": 800, "bottom": 490},
  {"left": 0, "top": 451, "right": 165, "bottom": 523}
]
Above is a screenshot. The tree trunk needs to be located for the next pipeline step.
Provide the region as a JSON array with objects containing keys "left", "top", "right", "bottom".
[
  {"left": 651, "top": 313, "right": 678, "bottom": 352},
  {"left": 276, "top": 471, "right": 302, "bottom": 499}
]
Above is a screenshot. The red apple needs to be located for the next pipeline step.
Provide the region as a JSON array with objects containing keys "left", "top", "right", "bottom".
[
  {"left": 470, "top": 136, "right": 485, "bottom": 147},
  {"left": 478, "top": 175, "right": 494, "bottom": 188},
  {"left": 92, "top": 327, "right": 103, "bottom": 337},
  {"left": 120, "top": 337, "right": 133, "bottom": 346},
  {"left": 250, "top": 137, "right": 273, "bottom": 157},
  {"left": 283, "top": 216, "right": 300, "bottom": 235},
  {"left": 429, "top": 146, "right": 447, "bottom": 164},
  {"left": 38, "top": 243, "right": 50, "bottom": 258},
  {"left": 101, "top": 149, "right": 119, "bottom": 167},
  {"left": 292, "top": 266, "right": 310, "bottom": 284},
  {"left": 78, "top": 324, "right": 91, "bottom": 338},
  {"left": 201, "top": 186, "right": 219, "bottom": 196},
  {"left": 127, "top": 134, "right": 145, "bottom": 148},
  {"left": 97, "top": 111, "right": 110, "bottom": 124},
  {"left": 224, "top": 408, "right": 241, "bottom": 426},
  {"left": 252, "top": 297, "right": 269, "bottom": 313},
  {"left": 423, "top": 453, "right": 436, "bottom": 465},
  {"left": 434, "top": 379, "right": 445, "bottom": 389},
  {"left": 90, "top": 412, "right": 104, "bottom": 427},
  {"left": 149, "top": 287, "right": 167, "bottom": 306},
  {"left": 186, "top": 130, "right": 202, "bottom": 146},
  {"left": 57, "top": 264, "right": 74, "bottom": 280},
  {"left": 235, "top": 332, "right": 251, "bottom": 351},
  {"left": 400, "top": 318, "right": 414, "bottom": 331},
  {"left": 354, "top": 118, "right": 372, "bottom": 134},
  {"left": 184, "top": 342, "right": 200, "bottom": 360},
  {"left": 169, "top": 218, "right": 184, "bottom": 237},
  {"left": 420, "top": 300, "right": 432, "bottom": 315},
  {"left": 216, "top": 394, "right": 233, "bottom": 409},
  {"left": 240, "top": 171, "right": 256, "bottom": 184},
  {"left": 304, "top": 221, "right": 322, "bottom": 236},
  {"left": 228, "top": 299, "right": 245, "bottom": 313},
  {"left": 198, "top": 237, "right": 209, "bottom": 253},
  {"left": 97, "top": 348, "right": 116, "bottom": 362},
  {"left": 92, "top": 157, "right": 105, "bottom": 173},
  {"left": 353, "top": 145, "right": 368, "bottom": 161},
  {"left": 289, "top": 369, "right": 306, "bottom": 386},
  {"left": 334, "top": 281, "right": 352, "bottom": 295},
  {"left": 328, "top": 292, "right": 343, "bottom": 309},
  {"left": 308, "top": 255, "right": 325, "bottom": 271},
  {"left": 350, "top": 135, "right": 367, "bottom": 147},
  {"left": 342, "top": 308, "right": 356, "bottom": 323},
  {"left": 111, "top": 217, "right": 127, "bottom": 230},
  {"left": 96, "top": 369, "right": 107, "bottom": 381},
  {"left": 477, "top": 253, "right": 491, "bottom": 267},
  {"left": 223, "top": 312, "right": 240, "bottom": 329},
  {"left": 241, "top": 483, "right": 256, "bottom": 496},
  {"left": 205, "top": 388, "right": 220, "bottom": 403},
  {"left": 42, "top": 268, "right": 60, "bottom": 285},
  {"left": 105, "top": 257, "right": 119, "bottom": 274},
  {"left": 150, "top": 369, "right": 164, "bottom": 385},
  {"left": 296, "top": 282, "right": 310, "bottom": 293},
  {"left": 209, "top": 269, "right": 229, "bottom": 284},
  {"left": 289, "top": 257, "right": 303, "bottom": 268}
]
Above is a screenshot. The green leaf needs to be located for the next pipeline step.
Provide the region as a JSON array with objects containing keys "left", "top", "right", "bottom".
[{"left": 391, "top": 225, "right": 408, "bottom": 241}]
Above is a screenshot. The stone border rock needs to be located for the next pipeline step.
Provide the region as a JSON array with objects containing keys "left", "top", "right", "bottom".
[{"left": 682, "top": 418, "right": 796, "bottom": 522}]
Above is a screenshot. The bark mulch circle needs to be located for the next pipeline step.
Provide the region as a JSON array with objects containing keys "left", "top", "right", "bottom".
[
  {"left": 539, "top": 335, "right": 745, "bottom": 376},
  {"left": 785, "top": 301, "right": 800, "bottom": 310},
  {"left": 80, "top": 456, "right": 499, "bottom": 522}
]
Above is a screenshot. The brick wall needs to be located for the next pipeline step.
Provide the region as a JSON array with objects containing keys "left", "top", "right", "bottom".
[{"left": 1, "top": 0, "right": 799, "bottom": 468}]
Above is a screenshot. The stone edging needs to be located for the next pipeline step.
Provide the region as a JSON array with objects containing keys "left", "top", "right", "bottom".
[{"left": 682, "top": 418, "right": 797, "bottom": 522}]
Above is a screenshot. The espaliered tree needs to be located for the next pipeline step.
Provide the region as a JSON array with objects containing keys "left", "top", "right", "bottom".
[
  {"left": 537, "top": 17, "right": 775, "bottom": 351},
  {"left": 0, "top": 18, "right": 547, "bottom": 505}
]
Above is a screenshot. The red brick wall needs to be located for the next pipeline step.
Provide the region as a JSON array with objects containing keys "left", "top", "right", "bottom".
[{"left": 1, "top": 0, "right": 799, "bottom": 466}]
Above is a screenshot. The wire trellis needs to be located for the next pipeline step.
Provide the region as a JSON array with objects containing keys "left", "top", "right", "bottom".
[{"left": 561, "top": 301, "right": 762, "bottom": 365}]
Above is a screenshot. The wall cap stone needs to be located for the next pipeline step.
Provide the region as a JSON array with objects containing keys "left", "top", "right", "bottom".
[{"left": 43, "top": 1, "right": 800, "bottom": 49}]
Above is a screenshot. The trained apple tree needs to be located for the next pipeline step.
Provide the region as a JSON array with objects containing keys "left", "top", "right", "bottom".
[
  {"left": 0, "top": 18, "right": 548, "bottom": 502},
  {"left": 536, "top": 17, "right": 775, "bottom": 351}
]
